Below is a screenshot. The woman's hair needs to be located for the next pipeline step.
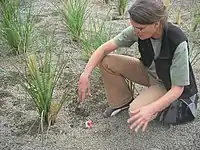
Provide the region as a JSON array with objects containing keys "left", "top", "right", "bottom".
[{"left": 128, "top": 0, "right": 168, "bottom": 25}]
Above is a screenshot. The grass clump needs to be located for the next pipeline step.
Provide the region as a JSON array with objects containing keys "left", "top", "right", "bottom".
[
  {"left": 80, "top": 17, "right": 112, "bottom": 61},
  {"left": 59, "top": 0, "right": 90, "bottom": 41},
  {"left": 118, "top": 0, "right": 127, "bottom": 16},
  {"left": 25, "top": 36, "right": 68, "bottom": 125},
  {"left": 0, "top": 0, "right": 34, "bottom": 55},
  {"left": 6, "top": 32, "right": 69, "bottom": 125},
  {"left": 189, "top": 7, "right": 200, "bottom": 66},
  {"left": 192, "top": 8, "right": 200, "bottom": 32},
  {"left": 163, "top": 0, "right": 171, "bottom": 11},
  {"left": 175, "top": 8, "right": 181, "bottom": 25}
]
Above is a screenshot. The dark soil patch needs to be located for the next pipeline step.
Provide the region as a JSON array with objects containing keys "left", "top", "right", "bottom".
[
  {"left": 15, "top": 119, "right": 42, "bottom": 136},
  {"left": 0, "top": 72, "right": 21, "bottom": 88},
  {"left": 0, "top": 91, "right": 13, "bottom": 99}
]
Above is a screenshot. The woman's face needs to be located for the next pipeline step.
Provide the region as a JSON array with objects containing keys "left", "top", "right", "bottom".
[{"left": 130, "top": 19, "right": 159, "bottom": 40}]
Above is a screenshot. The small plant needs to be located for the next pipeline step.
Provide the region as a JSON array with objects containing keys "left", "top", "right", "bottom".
[
  {"left": 59, "top": 0, "right": 90, "bottom": 41},
  {"left": 118, "top": 0, "right": 127, "bottom": 16},
  {"left": 0, "top": 0, "right": 34, "bottom": 54},
  {"left": 188, "top": 5, "right": 200, "bottom": 66},
  {"left": 192, "top": 8, "right": 200, "bottom": 32},
  {"left": 163, "top": 0, "right": 171, "bottom": 11},
  {"left": 125, "top": 79, "right": 135, "bottom": 99},
  {"left": 80, "top": 16, "right": 112, "bottom": 61},
  {"left": 8, "top": 32, "right": 69, "bottom": 126},
  {"left": 175, "top": 8, "right": 181, "bottom": 25}
]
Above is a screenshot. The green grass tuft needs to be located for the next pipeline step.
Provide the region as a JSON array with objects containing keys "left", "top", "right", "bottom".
[
  {"left": 59, "top": 0, "right": 90, "bottom": 41},
  {"left": 5, "top": 32, "right": 69, "bottom": 125},
  {"left": 0, "top": 0, "right": 34, "bottom": 55},
  {"left": 80, "top": 16, "right": 113, "bottom": 62}
]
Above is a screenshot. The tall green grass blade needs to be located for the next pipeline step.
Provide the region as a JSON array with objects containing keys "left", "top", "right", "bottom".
[
  {"left": 192, "top": 8, "right": 200, "bottom": 31},
  {"left": 3, "top": 32, "right": 70, "bottom": 125},
  {"left": 163, "top": 0, "right": 171, "bottom": 11},
  {"left": 59, "top": 0, "right": 90, "bottom": 41},
  {"left": 0, "top": 0, "right": 34, "bottom": 54},
  {"left": 80, "top": 13, "right": 113, "bottom": 61},
  {"left": 118, "top": 0, "right": 127, "bottom": 16}
]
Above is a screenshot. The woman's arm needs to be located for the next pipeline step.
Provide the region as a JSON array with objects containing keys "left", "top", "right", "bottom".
[
  {"left": 150, "top": 41, "right": 190, "bottom": 113},
  {"left": 83, "top": 26, "right": 138, "bottom": 77},
  {"left": 79, "top": 26, "right": 137, "bottom": 101},
  {"left": 83, "top": 39, "right": 118, "bottom": 77},
  {"left": 149, "top": 85, "right": 184, "bottom": 113},
  {"left": 127, "top": 85, "right": 184, "bottom": 132}
]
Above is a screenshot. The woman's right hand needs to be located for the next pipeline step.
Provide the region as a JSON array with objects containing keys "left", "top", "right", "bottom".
[{"left": 78, "top": 72, "right": 91, "bottom": 102}]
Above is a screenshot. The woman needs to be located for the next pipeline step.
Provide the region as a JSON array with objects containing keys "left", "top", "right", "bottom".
[{"left": 78, "top": 0, "right": 198, "bottom": 132}]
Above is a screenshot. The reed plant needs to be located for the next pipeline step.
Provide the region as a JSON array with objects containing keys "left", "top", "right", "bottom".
[
  {"left": 59, "top": 0, "right": 90, "bottom": 41},
  {"left": 189, "top": 6, "right": 200, "bottom": 66},
  {"left": 125, "top": 79, "right": 135, "bottom": 99},
  {"left": 175, "top": 8, "right": 181, "bottom": 25},
  {"left": 80, "top": 17, "right": 112, "bottom": 61},
  {"left": 192, "top": 8, "right": 200, "bottom": 32},
  {"left": 0, "top": 0, "right": 34, "bottom": 55},
  {"left": 163, "top": 0, "right": 171, "bottom": 11},
  {"left": 118, "top": 0, "right": 127, "bottom": 16},
  {"left": 9, "top": 32, "right": 69, "bottom": 125}
]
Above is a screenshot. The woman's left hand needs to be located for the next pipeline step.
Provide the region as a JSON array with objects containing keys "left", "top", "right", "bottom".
[{"left": 127, "top": 105, "right": 157, "bottom": 133}]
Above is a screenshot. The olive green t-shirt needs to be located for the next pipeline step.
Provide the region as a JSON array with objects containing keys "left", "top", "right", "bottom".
[{"left": 113, "top": 26, "right": 190, "bottom": 86}]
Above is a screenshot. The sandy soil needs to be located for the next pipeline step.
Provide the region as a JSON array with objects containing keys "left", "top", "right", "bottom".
[{"left": 1, "top": 0, "right": 200, "bottom": 150}]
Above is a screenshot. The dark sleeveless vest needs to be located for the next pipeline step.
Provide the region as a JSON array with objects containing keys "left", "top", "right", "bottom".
[{"left": 138, "top": 22, "right": 198, "bottom": 99}]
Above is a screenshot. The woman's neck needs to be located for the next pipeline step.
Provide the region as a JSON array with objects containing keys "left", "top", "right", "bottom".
[{"left": 151, "top": 25, "right": 163, "bottom": 39}]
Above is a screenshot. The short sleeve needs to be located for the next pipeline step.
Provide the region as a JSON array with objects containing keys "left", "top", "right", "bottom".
[
  {"left": 113, "top": 26, "right": 138, "bottom": 47},
  {"left": 170, "top": 41, "right": 190, "bottom": 86}
]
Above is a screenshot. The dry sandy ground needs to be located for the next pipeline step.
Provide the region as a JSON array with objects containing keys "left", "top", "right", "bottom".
[{"left": 1, "top": 0, "right": 200, "bottom": 150}]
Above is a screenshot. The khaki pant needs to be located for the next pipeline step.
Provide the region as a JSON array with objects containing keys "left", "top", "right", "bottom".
[{"left": 99, "top": 54, "right": 167, "bottom": 112}]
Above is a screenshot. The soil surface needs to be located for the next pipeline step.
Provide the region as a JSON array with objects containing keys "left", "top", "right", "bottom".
[{"left": 0, "top": 0, "right": 200, "bottom": 150}]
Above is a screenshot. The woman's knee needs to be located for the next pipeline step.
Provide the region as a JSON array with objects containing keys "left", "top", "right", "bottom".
[
  {"left": 99, "top": 54, "right": 116, "bottom": 68},
  {"left": 128, "top": 101, "right": 141, "bottom": 115}
]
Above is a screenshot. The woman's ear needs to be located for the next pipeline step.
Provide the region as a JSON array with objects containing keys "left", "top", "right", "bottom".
[{"left": 154, "top": 21, "right": 161, "bottom": 28}]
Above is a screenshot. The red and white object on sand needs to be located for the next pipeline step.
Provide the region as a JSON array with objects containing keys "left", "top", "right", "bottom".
[{"left": 85, "top": 120, "right": 93, "bottom": 128}]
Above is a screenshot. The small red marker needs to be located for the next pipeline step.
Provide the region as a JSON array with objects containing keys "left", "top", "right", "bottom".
[{"left": 85, "top": 120, "right": 93, "bottom": 128}]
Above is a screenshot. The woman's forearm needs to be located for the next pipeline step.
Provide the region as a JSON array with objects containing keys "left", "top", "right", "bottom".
[{"left": 150, "top": 85, "right": 184, "bottom": 113}]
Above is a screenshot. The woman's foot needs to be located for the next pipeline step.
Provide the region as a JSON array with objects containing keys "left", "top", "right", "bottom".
[{"left": 103, "top": 99, "right": 134, "bottom": 118}]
